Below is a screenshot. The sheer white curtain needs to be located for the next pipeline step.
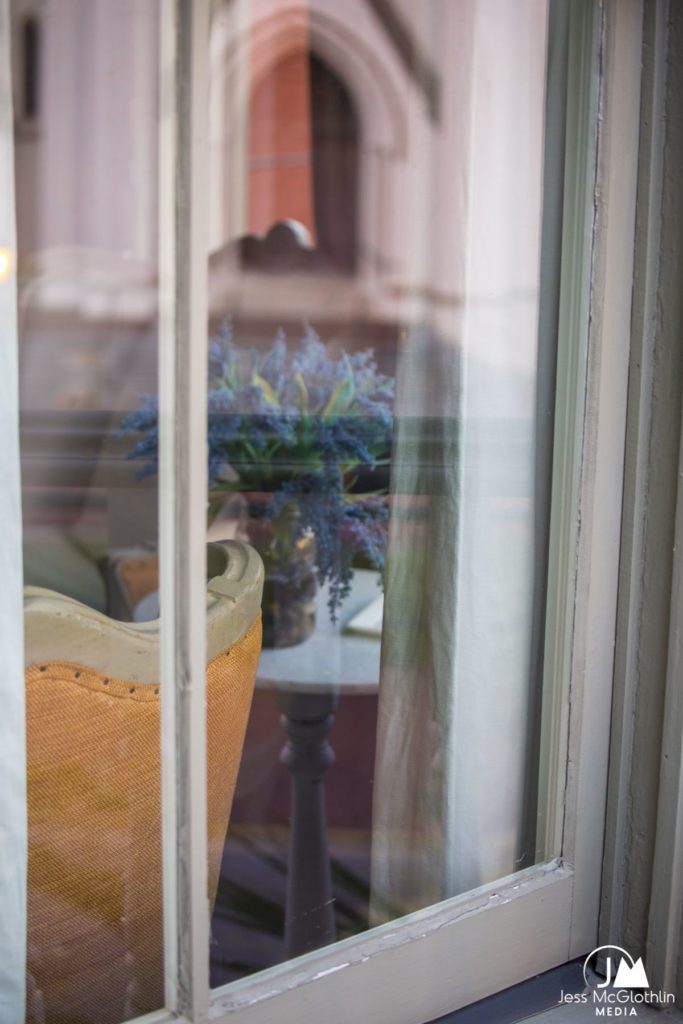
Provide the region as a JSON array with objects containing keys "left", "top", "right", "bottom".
[
  {"left": 0, "top": 3, "right": 27, "bottom": 1021},
  {"left": 371, "top": 0, "right": 551, "bottom": 916}
]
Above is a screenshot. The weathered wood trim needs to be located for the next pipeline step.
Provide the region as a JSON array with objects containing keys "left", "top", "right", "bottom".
[
  {"left": 646, "top": 6, "right": 683, "bottom": 998},
  {"left": 647, "top": 404, "right": 683, "bottom": 994},
  {"left": 600, "top": 0, "right": 683, "bottom": 1001},
  {"left": 0, "top": 3, "right": 27, "bottom": 1022},
  {"left": 563, "top": 0, "right": 643, "bottom": 958},
  {"left": 536, "top": 0, "right": 602, "bottom": 866},
  {"left": 209, "top": 862, "right": 573, "bottom": 1024},
  {"left": 158, "top": 0, "right": 212, "bottom": 1019},
  {"left": 599, "top": 0, "right": 668, "bottom": 965}
]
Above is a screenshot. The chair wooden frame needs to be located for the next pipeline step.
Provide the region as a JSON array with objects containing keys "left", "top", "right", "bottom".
[{"left": 24, "top": 541, "right": 263, "bottom": 683}]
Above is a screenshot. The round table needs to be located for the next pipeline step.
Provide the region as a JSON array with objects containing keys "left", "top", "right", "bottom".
[{"left": 256, "top": 569, "right": 382, "bottom": 693}]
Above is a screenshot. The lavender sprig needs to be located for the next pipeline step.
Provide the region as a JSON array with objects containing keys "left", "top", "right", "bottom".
[{"left": 120, "top": 319, "right": 394, "bottom": 619}]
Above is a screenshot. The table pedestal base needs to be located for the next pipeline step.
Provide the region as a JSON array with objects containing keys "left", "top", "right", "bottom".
[{"left": 279, "top": 690, "right": 339, "bottom": 959}]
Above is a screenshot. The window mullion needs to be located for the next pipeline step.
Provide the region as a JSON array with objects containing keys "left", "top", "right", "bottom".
[
  {"left": 159, "top": 0, "right": 211, "bottom": 1020},
  {"left": 0, "top": 3, "right": 27, "bottom": 1022}
]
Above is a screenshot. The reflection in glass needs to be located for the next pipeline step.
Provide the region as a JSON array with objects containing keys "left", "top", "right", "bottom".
[
  {"left": 14, "top": 0, "right": 558, "bottom": 1008},
  {"left": 198, "top": 0, "right": 554, "bottom": 986},
  {"left": 16, "top": 3, "right": 165, "bottom": 1022}
]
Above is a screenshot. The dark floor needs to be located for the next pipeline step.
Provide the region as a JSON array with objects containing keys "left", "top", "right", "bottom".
[
  {"left": 210, "top": 827, "right": 372, "bottom": 986},
  {"left": 430, "top": 961, "right": 585, "bottom": 1024}
]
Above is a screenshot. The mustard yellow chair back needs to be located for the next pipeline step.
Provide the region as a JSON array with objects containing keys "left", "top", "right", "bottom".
[{"left": 25, "top": 542, "right": 263, "bottom": 1024}]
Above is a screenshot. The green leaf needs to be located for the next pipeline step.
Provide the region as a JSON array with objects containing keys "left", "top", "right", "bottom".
[
  {"left": 323, "top": 357, "right": 355, "bottom": 417},
  {"left": 294, "top": 371, "right": 309, "bottom": 409},
  {"left": 252, "top": 372, "right": 279, "bottom": 405}
]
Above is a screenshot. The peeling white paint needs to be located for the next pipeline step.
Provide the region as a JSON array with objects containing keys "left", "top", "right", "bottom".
[{"left": 311, "top": 963, "right": 350, "bottom": 981}]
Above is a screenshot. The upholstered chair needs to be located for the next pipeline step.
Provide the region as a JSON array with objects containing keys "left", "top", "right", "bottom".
[{"left": 24, "top": 541, "right": 263, "bottom": 1024}]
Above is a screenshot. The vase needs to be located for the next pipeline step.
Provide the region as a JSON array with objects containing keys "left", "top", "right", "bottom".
[{"left": 245, "top": 500, "right": 317, "bottom": 649}]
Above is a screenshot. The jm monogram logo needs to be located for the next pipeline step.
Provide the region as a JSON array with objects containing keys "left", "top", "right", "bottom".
[
  {"left": 558, "top": 944, "right": 676, "bottom": 1016},
  {"left": 584, "top": 946, "right": 650, "bottom": 991}
]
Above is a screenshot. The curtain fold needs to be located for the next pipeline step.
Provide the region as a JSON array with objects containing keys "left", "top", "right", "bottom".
[
  {"left": 0, "top": 2, "right": 27, "bottom": 1021},
  {"left": 371, "top": 0, "right": 554, "bottom": 918},
  {"left": 371, "top": 333, "right": 461, "bottom": 916}
]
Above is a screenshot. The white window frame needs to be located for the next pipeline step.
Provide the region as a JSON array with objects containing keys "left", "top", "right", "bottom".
[
  {"left": 128, "top": 1, "right": 643, "bottom": 1021},
  {"left": 599, "top": 0, "right": 683, "bottom": 995},
  {"left": 158, "top": 0, "right": 210, "bottom": 1019},
  {"left": 1, "top": 2, "right": 26, "bottom": 1022}
]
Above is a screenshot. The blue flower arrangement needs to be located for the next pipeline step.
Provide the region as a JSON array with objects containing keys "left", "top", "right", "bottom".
[{"left": 121, "top": 321, "right": 394, "bottom": 625}]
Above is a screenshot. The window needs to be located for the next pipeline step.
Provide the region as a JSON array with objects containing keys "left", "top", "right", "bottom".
[{"left": 0, "top": 1, "right": 648, "bottom": 1022}]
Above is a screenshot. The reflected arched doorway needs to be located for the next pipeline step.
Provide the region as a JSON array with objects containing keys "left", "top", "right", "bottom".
[
  {"left": 309, "top": 53, "right": 359, "bottom": 273},
  {"left": 247, "top": 51, "right": 359, "bottom": 274}
]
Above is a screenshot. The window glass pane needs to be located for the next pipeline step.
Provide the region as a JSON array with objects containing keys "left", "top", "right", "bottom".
[
  {"left": 15, "top": 0, "right": 561, "bottom": 1009},
  {"left": 16, "top": 2, "right": 166, "bottom": 1021},
  {"left": 155, "top": 0, "right": 555, "bottom": 988}
]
